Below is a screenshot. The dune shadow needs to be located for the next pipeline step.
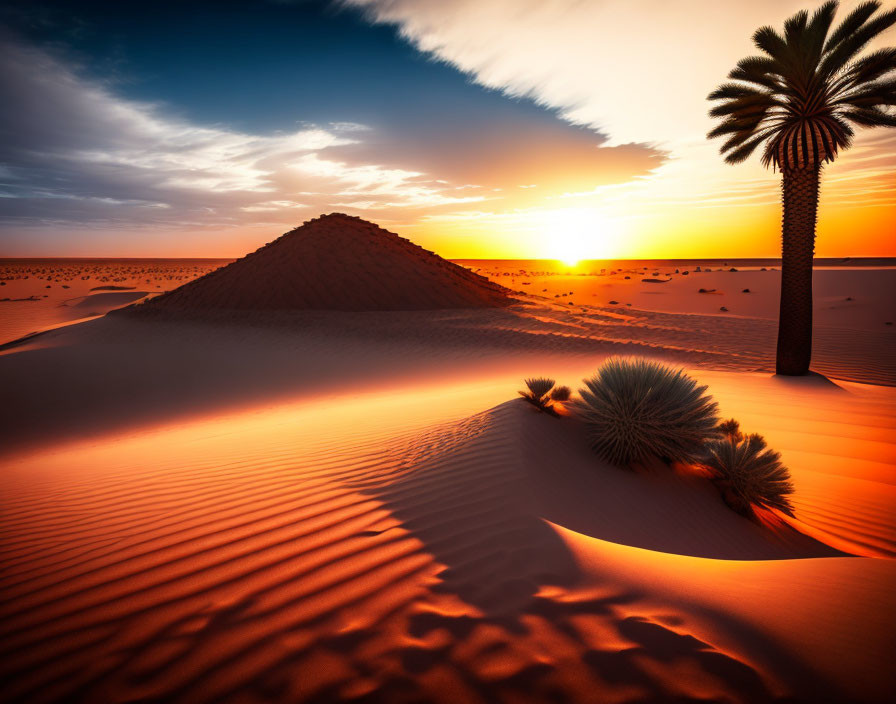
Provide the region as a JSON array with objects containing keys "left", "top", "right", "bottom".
[
  {"left": 0, "top": 307, "right": 725, "bottom": 456},
  {"left": 342, "top": 399, "right": 844, "bottom": 624},
  {"left": 333, "top": 401, "right": 843, "bottom": 702},
  {"left": 517, "top": 405, "right": 845, "bottom": 561},
  {"left": 343, "top": 406, "right": 584, "bottom": 620}
]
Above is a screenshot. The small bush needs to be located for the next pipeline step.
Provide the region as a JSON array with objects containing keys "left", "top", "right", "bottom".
[
  {"left": 550, "top": 385, "right": 571, "bottom": 402},
  {"left": 519, "top": 377, "right": 560, "bottom": 415},
  {"left": 527, "top": 377, "right": 555, "bottom": 398},
  {"left": 717, "top": 418, "right": 743, "bottom": 441},
  {"left": 571, "top": 357, "right": 720, "bottom": 466},
  {"left": 701, "top": 431, "right": 794, "bottom": 518}
]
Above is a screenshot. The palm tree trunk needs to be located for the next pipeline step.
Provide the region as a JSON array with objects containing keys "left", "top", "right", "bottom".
[{"left": 776, "top": 167, "right": 820, "bottom": 376}]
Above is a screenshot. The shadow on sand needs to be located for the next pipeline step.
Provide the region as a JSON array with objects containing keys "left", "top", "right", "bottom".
[{"left": 328, "top": 400, "right": 846, "bottom": 703}]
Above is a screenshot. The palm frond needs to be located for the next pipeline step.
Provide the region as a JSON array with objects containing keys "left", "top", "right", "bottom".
[
  {"left": 753, "top": 25, "right": 792, "bottom": 66},
  {"left": 707, "top": 115, "right": 768, "bottom": 139},
  {"left": 842, "top": 107, "right": 896, "bottom": 126},
  {"left": 709, "top": 91, "right": 780, "bottom": 117},
  {"left": 837, "top": 77, "right": 896, "bottom": 108},
  {"left": 805, "top": 1, "right": 838, "bottom": 63},
  {"left": 824, "top": 1, "right": 880, "bottom": 53},
  {"left": 723, "top": 131, "right": 775, "bottom": 164},
  {"left": 708, "top": 0, "right": 896, "bottom": 171},
  {"left": 846, "top": 47, "right": 896, "bottom": 84},
  {"left": 819, "top": 5, "right": 896, "bottom": 79},
  {"left": 708, "top": 83, "right": 768, "bottom": 101},
  {"left": 727, "top": 56, "right": 784, "bottom": 91}
]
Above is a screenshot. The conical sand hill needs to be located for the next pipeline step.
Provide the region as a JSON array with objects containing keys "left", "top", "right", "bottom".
[{"left": 142, "top": 213, "right": 512, "bottom": 311}]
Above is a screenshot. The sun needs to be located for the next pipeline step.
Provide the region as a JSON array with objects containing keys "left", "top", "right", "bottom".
[
  {"left": 555, "top": 238, "right": 589, "bottom": 267},
  {"left": 540, "top": 208, "right": 615, "bottom": 266}
]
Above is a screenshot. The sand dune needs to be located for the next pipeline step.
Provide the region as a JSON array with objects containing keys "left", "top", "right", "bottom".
[
  {"left": 0, "top": 259, "right": 225, "bottom": 344},
  {"left": 137, "top": 214, "right": 511, "bottom": 313},
  {"left": 1, "top": 358, "right": 894, "bottom": 703},
  {"left": 66, "top": 291, "right": 150, "bottom": 313}
]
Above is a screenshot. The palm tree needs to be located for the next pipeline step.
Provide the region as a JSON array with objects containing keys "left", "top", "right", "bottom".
[{"left": 707, "top": 1, "right": 896, "bottom": 375}]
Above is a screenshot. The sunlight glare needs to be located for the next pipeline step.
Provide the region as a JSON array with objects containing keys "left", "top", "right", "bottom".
[{"left": 541, "top": 208, "right": 617, "bottom": 266}]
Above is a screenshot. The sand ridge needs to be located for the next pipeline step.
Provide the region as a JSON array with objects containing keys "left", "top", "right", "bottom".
[
  {"left": 136, "top": 214, "right": 512, "bottom": 312},
  {"left": 1, "top": 373, "right": 893, "bottom": 703}
]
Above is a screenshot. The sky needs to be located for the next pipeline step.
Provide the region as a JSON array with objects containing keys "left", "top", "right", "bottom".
[{"left": 0, "top": 0, "right": 893, "bottom": 260}]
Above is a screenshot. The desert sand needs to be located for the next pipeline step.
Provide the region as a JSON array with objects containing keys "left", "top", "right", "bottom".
[
  {"left": 0, "top": 259, "right": 228, "bottom": 345},
  {"left": 1, "top": 218, "right": 894, "bottom": 703}
]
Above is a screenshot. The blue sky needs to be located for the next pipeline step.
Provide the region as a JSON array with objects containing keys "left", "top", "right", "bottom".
[{"left": 4, "top": 0, "right": 557, "bottom": 133}]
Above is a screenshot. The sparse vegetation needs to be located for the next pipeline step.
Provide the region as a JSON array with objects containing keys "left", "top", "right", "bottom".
[
  {"left": 717, "top": 418, "right": 743, "bottom": 441},
  {"left": 517, "top": 369, "right": 799, "bottom": 524},
  {"left": 519, "top": 377, "right": 562, "bottom": 416},
  {"left": 550, "top": 385, "right": 571, "bottom": 402},
  {"left": 571, "top": 357, "right": 721, "bottom": 467},
  {"left": 701, "top": 426, "right": 795, "bottom": 519}
]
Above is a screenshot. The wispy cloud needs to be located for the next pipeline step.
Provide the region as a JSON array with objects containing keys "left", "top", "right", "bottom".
[
  {"left": 0, "top": 37, "right": 501, "bottom": 239},
  {"left": 0, "top": 30, "right": 664, "bottom": 253},
  {"left": 346, "top": 0, "right": 896, "bottom": 218}
]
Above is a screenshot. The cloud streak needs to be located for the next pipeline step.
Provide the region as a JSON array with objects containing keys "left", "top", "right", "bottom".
[
  {"left": 0, "top": 38, "right": 497, "bottom": 241},
  {"left": 0, "top": 29, "right": 665, "bottom": 254}
]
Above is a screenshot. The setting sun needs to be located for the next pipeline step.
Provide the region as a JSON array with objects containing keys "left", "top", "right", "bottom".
[{"left": 541, "top": 208, "right": 620, "bottom": 265}]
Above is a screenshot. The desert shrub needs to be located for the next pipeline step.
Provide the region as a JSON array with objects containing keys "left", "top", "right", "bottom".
[
  {"left": 717, "top": 418, "right": 743, "bottom": 441},
  {"left": 571, "top": 357, "right": 720, "bottom": 466},
  {"left": 519, "top": 377, "right": 560, "bottom": 415},
  {"left": 550, "top": 385, "right": 572, "bottom": 402},
  {"left": 524, "top": 377, "right": 555, "bottom": 399},
  {"left": 702, "top": 432, "right": 795, "bottom": 519}
]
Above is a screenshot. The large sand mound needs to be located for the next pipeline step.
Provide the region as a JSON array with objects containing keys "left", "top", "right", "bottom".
[{"left": 140, "top": 213, "right": 512, "bottom": 312}]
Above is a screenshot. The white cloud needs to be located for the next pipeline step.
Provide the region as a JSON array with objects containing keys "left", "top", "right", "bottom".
[
  {"left": 346, "top": 0, "right": 896, "bottom": 215},
  {"left": 0, "top": 37, "right": 490, "bottom": 237},
  {"left": 347, "top": 0, "right": 894, "bottom": 146},
  {"left": 241, "top": 200, "right": 309, "bottom": 212},
  {"left": 291, "top": 153, "right": 489, "bottom": 208}
]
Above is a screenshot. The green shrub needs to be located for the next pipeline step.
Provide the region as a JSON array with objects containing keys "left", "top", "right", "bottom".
[{"left": 571, "top": 357, "right": 720, "bottom": 466}]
